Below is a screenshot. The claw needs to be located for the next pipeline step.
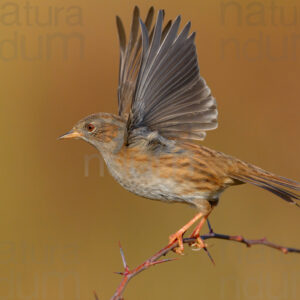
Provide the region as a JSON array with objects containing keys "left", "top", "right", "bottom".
[
  {"left": 189, "top": 235, "right": 215, "bottom": 265},
  {"left": 190, "top": 236, "right": 207, "bottom": 249},
  {"left": 169, "top": 231, "right": 185, "bottom": 254}
]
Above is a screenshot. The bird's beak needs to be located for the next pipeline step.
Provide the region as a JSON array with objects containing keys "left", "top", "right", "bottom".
[{"left": 58, "top": 129, "right": 83, "bottom": 140}]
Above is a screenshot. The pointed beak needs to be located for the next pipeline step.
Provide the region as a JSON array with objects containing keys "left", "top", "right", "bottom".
[{"left": 58, "top": 129, "right": 83, "bottom": 140}]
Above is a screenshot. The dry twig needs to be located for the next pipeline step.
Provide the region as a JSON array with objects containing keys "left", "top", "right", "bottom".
[{"left": 104, "top": 227, "right": 300, "bottom": 300}]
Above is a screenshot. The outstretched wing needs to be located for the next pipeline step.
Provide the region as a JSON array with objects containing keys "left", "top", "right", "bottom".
[
  {"left": 126, "top": 10, "right": 218, "bottom": 144},
  {"left": 116, "top": 7, "right": 172, "bottom": 119}
]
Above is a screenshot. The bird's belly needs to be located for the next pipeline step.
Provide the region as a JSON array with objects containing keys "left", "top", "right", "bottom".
[
  {"left": 108, "top": 165, "right": 213, "bottom": 205},
  {"left": 120, "top": 176, "right": 193, "bottom": 202}
]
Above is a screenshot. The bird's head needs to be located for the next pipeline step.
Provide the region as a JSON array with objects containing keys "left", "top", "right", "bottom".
[{"left": 59, "top": 113, "right": 126, "bottom": 152}]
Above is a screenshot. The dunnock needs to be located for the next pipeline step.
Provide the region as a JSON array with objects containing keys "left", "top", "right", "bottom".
[{"left": 60, "top": 7, "right": 299, "bottom": 254}]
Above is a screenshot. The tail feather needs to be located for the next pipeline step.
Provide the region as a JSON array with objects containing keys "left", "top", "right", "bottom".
[
  {"left": 230, "top": 163, "right": 300, "bottom": 207},
  {"left": 267, "top": 176, "right": 300, "bottom": 191}
]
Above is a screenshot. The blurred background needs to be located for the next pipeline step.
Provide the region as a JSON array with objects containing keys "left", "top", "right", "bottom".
[{"left": 0, "top": 0, "right": 299, "bottom": 299}]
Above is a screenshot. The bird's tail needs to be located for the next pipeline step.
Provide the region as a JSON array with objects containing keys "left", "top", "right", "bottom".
[{"left": 230, "top": 161, "right": 300, "bottom": 207}]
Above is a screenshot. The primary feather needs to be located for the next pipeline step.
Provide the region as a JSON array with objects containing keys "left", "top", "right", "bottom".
[{"left": 116, "top": 7, "right": 218, "bottom": 144}]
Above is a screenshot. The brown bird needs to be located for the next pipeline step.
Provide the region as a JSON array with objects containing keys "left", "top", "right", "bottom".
[{"left": 59, "top": 7, "right": 300, "bottom": 254}]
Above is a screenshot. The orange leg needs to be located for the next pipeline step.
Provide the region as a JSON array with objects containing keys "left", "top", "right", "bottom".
[
  {"left": 189, "top": 210, "right": 212, "bottom": 249},
  {"left": 169, "top": 212, "right": 205, "bottom": 254}
]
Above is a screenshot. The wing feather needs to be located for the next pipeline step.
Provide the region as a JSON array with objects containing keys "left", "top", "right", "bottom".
[
  {"left": 117, "top": 7, "right": 218, "bottom": 144},
  {"left": 125, "top": 10, "right": 218, "bottom": 143},
  {"left": 116, "top": 7, "right": 154, "bottom": 118}
]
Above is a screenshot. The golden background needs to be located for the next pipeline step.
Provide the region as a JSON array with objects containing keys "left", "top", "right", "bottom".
[{"left": 1, "top": 0, "right": 299, "bottom": 299}]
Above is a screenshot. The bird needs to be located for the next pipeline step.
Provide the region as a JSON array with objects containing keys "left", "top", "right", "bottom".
[{"left": 59, "top": 7, "right": 300, "bottom": 254}]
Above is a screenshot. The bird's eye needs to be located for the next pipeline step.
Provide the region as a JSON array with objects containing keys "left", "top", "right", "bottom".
[{"left": 87, "top": 123, "right": 95, "bottom": 132}]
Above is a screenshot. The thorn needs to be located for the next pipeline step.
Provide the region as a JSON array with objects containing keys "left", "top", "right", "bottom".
[
  {"left": 204, "top": 247, "right": 215, "bottom": 265},
  {"left": 93, "top": 291, "right": 99, "bottom": 300},
  {"left": 206, "top": 218, "right": 214, "bottom": 233},
  {"left": 190, "top": 240, "right": 215, "bottom": 265},
  {"left": 118, "top": 242, "right": 129, "bottom": 272},
  {"left": 150, "top": 258, "right": 178, "bottom": 266},
  {"left": 114, "top": 271, "right": 124, "bottom": 276}
]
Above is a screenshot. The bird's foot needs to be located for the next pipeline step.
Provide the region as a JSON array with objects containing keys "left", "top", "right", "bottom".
[
  {"left": 190, "top": 236, "right": 207, "bottom": 251},
  {"left": 168, "top": 231, "right": 185, "bottom": 255}
]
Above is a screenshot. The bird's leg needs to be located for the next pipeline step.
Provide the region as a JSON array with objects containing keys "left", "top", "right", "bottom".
[
  {"left": 189, "top": 210, "right": 212, "bottom": 250},
  {"left": 169, "top": 212, "right": 204, "bottom": 254}
]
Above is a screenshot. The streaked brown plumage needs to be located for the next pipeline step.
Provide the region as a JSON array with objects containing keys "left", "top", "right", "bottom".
[{"left": 59, "top": 7, "right": 300, "bottom": 254}]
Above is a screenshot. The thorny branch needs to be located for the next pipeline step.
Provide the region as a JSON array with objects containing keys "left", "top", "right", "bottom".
[{"left": 95, "top": 227, "right": 300, "bottom": 300}]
